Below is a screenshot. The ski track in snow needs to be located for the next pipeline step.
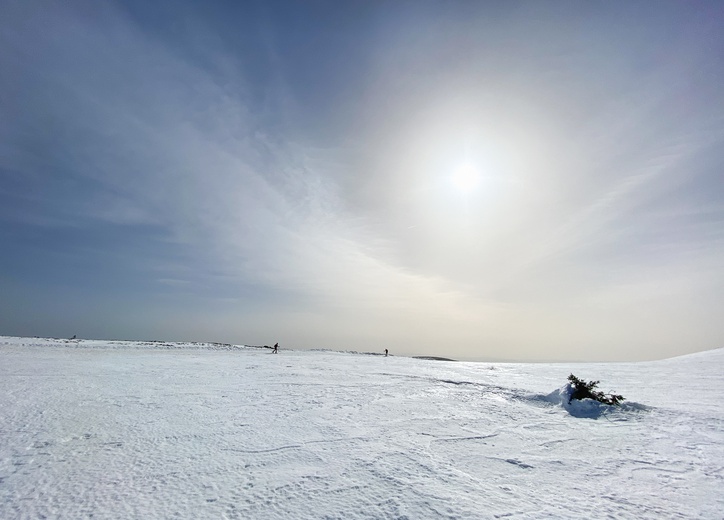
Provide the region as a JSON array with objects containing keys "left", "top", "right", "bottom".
[{"left": 1, "top": 336, "right": 723, "bottom": 519}]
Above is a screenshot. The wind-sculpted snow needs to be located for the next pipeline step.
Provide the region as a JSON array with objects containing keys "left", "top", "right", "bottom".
[
  {"left": 1, "top": 336, "right": 722, "bottom": 519},
  {"left": 542, "top": 384, "right": 651, "bottom": 419}
]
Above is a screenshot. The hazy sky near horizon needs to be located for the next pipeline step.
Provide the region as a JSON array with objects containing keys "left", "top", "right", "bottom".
[{"left": 1, "top": 0, "right": 723, "bottom": 361}]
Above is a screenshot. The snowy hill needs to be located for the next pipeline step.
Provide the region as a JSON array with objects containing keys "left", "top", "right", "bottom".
[{"left": 1, "top": 336, "right": 722, "bottom": 519}]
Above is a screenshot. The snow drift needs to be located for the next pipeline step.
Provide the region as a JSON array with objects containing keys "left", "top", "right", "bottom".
[{"left": 1, "top": 336, "right": 722, "bottom": 519}]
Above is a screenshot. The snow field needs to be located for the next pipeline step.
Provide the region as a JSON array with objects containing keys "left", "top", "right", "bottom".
[{"left": 1, "top": 337, "right": 723, "bottom": 519}]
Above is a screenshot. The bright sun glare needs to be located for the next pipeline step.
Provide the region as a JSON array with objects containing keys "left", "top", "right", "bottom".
[{"left": 451, "top": 163, "right": 481, "bottom": 193}]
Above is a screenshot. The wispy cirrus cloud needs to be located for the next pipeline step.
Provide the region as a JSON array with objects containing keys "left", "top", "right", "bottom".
[{"left": 2, "top": 0, "right": 723, "bottom": 360}]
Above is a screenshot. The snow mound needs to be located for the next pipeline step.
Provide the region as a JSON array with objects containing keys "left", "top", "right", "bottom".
[{"left": 544, "top": 384, "right": 649, "bottom": 419}]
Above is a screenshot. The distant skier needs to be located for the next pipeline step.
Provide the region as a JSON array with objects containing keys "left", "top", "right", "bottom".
[
  {"left": 272, "top": 343, "right": 278, "bottom": 354},
  {"left": 384, "top": 349, "right": 388, "bottom": 357}
]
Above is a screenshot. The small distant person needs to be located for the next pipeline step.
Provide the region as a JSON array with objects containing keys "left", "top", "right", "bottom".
[
  {"left": 272, "top": 343, "right": 278, "bottom": 354},
  {"left": 384, "top": 349, "right": 388, "bottom": 357}
]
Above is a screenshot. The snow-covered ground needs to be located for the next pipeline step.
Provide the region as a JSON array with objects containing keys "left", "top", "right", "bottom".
[{"left": 1, "top": 336, "right": 722, "bottom": 519}]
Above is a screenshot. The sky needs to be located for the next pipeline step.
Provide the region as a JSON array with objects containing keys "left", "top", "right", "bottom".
[{"left": 1, "top": 0, "right": 723, "bottom": 362}]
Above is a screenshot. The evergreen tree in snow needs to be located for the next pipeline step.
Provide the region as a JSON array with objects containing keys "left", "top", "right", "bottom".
[{"left": 567, "top": 374, "right": 625, "bottom": 406}]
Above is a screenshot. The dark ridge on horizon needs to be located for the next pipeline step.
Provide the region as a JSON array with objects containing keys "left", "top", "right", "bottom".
[{"left": 413, "top": 356, "right": 457, "bottom": 362}]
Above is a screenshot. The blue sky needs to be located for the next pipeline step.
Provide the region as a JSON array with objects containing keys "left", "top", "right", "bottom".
[{"left": 1, "top": 0, "right": 723, "bottom": 361}]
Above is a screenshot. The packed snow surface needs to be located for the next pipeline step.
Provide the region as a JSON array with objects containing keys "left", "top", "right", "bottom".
[{"left": 1, "top": 337, "right": 722, "bottom": 519}]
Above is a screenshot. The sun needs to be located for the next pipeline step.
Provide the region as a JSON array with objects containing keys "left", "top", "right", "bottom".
[{"left": 451, "top": 162, "right": 481, "bottom": 193}]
